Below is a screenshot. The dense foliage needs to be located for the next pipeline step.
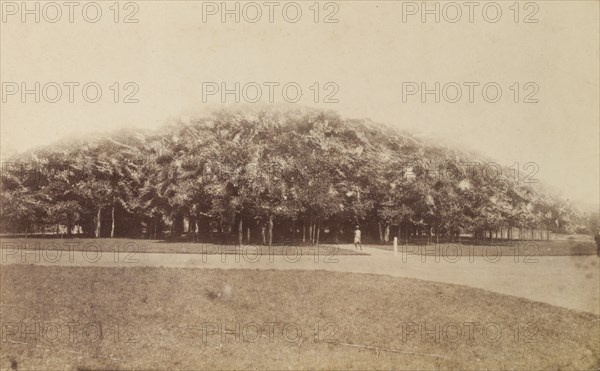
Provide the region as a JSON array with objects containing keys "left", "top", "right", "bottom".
[{"left": 1, "top": 107, "right": 596, "bottom": 243}]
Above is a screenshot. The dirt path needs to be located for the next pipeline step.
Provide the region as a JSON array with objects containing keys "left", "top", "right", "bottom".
[{"left": 2, "top": 244, "right": 598, "bottom": 314}]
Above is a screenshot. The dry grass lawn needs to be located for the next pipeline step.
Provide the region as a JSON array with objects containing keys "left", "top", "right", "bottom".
[
  {"left": 0, "top": 238, "right": 367, "bottom": 256},
  {"left": 372, "top": 238, "right": 598, "bottom": 256},
  {"left": 0, "top": 265, "right": 598, "bottom": 370}
]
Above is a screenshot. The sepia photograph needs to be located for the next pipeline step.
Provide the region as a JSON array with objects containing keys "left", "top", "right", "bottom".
[{"left": 0, "top": 1, "right": 599, "bottom": 369}]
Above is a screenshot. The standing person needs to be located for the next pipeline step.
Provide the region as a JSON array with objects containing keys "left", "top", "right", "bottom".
[
  {"left": 594, "top": 230, "right": 600, "bottom": 257},
  {"left": 354, "top": 225, "right": 362, "bottom": 252}
]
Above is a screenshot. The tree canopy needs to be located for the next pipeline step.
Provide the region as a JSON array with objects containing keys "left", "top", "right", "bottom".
[{"left": 0, "top": 107, "right": 594, "bottom": 243}]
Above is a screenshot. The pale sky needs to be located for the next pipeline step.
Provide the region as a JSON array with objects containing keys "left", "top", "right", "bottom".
[{"left": 1, "top": 1, "right": 598, "bottom": 209}]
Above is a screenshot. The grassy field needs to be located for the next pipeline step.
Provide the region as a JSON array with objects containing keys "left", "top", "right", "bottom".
[
  {"left": 1, "top": 236, "right": 596, "bottom": 258},
  {"left": 0, "top": 238, "right": 367, "bottom": 257},
  {"left": 0, "top": 265, "right": 598, "bottom": 370},
  {"left": 372, "top": 238, "right": 598, "bottom": 256}
]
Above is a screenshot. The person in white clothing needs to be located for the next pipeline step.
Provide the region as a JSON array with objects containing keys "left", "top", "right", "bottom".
[{"left": 354, "top": 225, "right": 362, "bottom": 251}]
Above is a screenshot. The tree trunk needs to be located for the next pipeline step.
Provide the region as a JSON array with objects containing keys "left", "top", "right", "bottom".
[
  {"left": 188, "top": 215, "right": 196, "bottom": 241},
  {"left": 153, "top": 216, "right": 157, "bottom": 239},
  {"left": 173, "top": 213, "right": 184, "bottom": 239},
  {"left": 247, "top": 227, "right": 251, "bottom": 244},
  {"left": 378, "top": 222, "right": 383, "bottom": 243},
  {"left": 316, "top": 220, "right": 320, "bottom": 246},
  {"left": 261, "top": 224, "right": 266, "bottom": 245},
  {"left": 207, "top": 218, "right": 213, "bottom": 240},
  {"left": 195, "top": 220, "right": 200, "bottom": 242},
  {"left": 302, "top": 222, "right": 306, "bottom": 243},
  {"left": 292, "top": 220, "right": 295, "bottom": 243},
  {"left": 238, "top": 218, "right": 243, "bottom": 247},
  {"left": 384, "top": 224, "right": 390, "bottom": 243},
  {"left": 268, "top": 216, "right": 273, "bottom": 247},
  {"left": 111, "top": 204, "right": 115, "bottom": 238},
  {"left": 398, "top": 224, "right": 402, "bottom": 246},
  {"left": 95, "top": 206, "right": 101, "bottom": 238},
  {"left": 333, "top": 218, "right": 339, "bottom": 243},
  {"left": 25, "top": 224, "right": 28, "bottom": 239}
]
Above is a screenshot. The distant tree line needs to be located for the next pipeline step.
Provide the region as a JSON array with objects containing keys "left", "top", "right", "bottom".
[{"left": 0, "top": 108, "right": 596, "bottom": 244}]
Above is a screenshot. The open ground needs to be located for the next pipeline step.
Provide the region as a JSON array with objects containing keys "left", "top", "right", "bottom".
[
  {"left": 1, "top": 237, "right": 599, "bottom": 369},
  {"left": 0, "top": 266, "right": 598, "bottom": 370}
]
